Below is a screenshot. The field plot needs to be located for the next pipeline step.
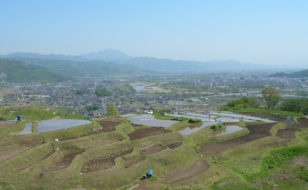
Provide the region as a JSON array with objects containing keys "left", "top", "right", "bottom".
[
  {"left": 161, "top": 160, "right": 210, "bottom": 184},
  {"left": 128, "top": 127, "right": 169, "bottom": 140},
  {"left": 200, "top": 123, "right": 275, "bottom": 154},
  {"left": 128, "top": 114, "right": 178, "bottom": 127}
]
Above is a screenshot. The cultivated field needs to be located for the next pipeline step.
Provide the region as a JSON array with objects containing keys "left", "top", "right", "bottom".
[{"left": 0, "top": 107, "right": 308, "bottom": 189}]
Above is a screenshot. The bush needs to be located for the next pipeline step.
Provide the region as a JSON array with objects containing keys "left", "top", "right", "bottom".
[
  {"left": 211, "top": 125, "right": 217, "bottom": 131},
  {"left": 280, "top": 98, "right": 308, "bottom": 114},
  {"left": 188, "top": 119, "right": 202, "bottom": 123},
  {"left": 220, "top": 97, "right": 259, "bottom": 111}
]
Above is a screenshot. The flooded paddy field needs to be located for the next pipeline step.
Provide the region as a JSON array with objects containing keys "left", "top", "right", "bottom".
[
  {"left": 217, "top": 125, "right": 243, "bottom": 136},
  {"left": 127, "top": 114, "right": 178, "bottom": 128}
]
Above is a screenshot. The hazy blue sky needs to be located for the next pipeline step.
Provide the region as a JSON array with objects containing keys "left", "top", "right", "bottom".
[{"left": 1, "top": 0, "right": 308, "bottom": 65}]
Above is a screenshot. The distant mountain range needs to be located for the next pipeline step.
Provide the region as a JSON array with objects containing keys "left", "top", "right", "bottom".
[
  {"left": 0, "top": 59, "right": 70, "bottom": 82},
  {"left": 0, "top": 49, "right": 307, "bottom": 82},
  {"left": 270, "top": 69, "right": 308, "bottom": 78}
]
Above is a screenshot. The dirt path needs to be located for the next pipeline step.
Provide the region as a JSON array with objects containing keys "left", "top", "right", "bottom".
[
  {"left": 81, "top": 148, "right": 133, "bottom": 173},
  {"left": 141, "top": 144, "right": 166, "bottom": 154},
  {"left": 128, "top": 127, "right": 169, "bottom": 140},
  {"left": 200, "top": 123, "right": 275, "bottom": 154},
  {"left": 161, "top": 160, "right": 210, "bottom": 184}
]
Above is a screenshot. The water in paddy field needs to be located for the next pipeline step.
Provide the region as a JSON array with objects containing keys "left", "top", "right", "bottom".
[
  {"left": 127, "top": 114, "right": 178, "bottom": 128},
  {"left": 179, "top": 121, "right": 218, "bottom": 136},
  {"left": 36, "top": 119, "right": 91, "bottom": 132},
  {"left": 217, "top": 125, "right": 243, "bottom": 136},
  {"left": 133, "top": 85, "right": 145, "bottom": 93}
]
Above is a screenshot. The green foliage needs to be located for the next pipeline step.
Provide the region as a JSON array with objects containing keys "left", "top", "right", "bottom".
[
  {"left": 84, "top": 105, "right": 99, "bottom": 112},
  {"left": 0, "top": 59, "right": 69, "bottom": 82},
  {"left": 106, "top": 102, "right": 118, "bottom": 116},
  {"left": 259, "top": 146, "right": 308, "bottom": 178},
  {"left": 113, "top": 84, "right": 136, "bottom": 94},
  {"left": 220, "top": 97, "right": 259, "bottom": 111},
  {"left": 279, "top": 98, "right": 308, "bottom": 114},
  {"left": 188, "top": 119, "right": 202, "bottom": 123},
  {"left": 153, "top": 109, "right": 176, "bottom": 120},
  {"left": 262, "top": 86, "right": 280, "bottom": 109},
  {"left": 231, "top": 107, "right": 305, "bottom": 118},
  {"left": 75, "top": 89, "right": 89, "bottom": 95},
  {"left": 297, "top": 167, "right": 308, "bottom": 182},
  {"left": 95, "top": 87, "right": 112, "bottom": 97},
  {"left": 16, "top": 58, "right": 146, "bottom": 77}
]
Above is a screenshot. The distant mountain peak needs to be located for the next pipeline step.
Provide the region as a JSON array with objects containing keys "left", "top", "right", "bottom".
[{"left": 80, "top": 49, "right": 132, "bottom": 62}]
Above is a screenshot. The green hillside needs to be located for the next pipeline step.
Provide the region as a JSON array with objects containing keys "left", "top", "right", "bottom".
[
  {"left": 0, "top": 59, "right": 70, "bottom": 82},
  {"left": 270, "top": 69, "right": 308, "bottom": 78},
  {"left": 15, "top": 58, "right": 148, "bottom": 77}
]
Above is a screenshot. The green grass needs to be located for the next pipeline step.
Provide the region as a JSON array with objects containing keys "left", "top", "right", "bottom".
[{"left": 231, "top": 108, "right": 305, "bottom": 118}]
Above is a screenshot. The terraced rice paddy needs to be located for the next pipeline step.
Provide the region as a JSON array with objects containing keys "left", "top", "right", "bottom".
[{"left": 1, "top": 108, "right": 308, "bottom": 190}]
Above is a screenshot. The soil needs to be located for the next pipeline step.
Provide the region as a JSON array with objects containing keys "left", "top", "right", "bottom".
[
  {"left": 81, "top": 148, "right": 133, "bottom": 173},
  {"left": 141, "top": 144, "right": 166, "bottom": 154},
  {"left": 161, "top": 160, "right": 210, "bottom": 184},
  {"left": 276, "top": 128, "right": 296, "bottom": 139},
  {"left": 98, "top": 116, "right": 121, "bottom": 132},
  {"left": 166, "top": 142, "right": 183, "bottom": 149},
  {"left": 0, "top": 146, "right": 31, "bottom": 162},
  {"left": 128, "top": 127, "right": 169, "bottom": 140},
  {"left": 46, "top": 150, "right": 83, "bottom": 171},
  {"left": 124, "top": 158, "right": 145, "bottom": 168},
  {"left": 0, "top": 122, "right": 14, "bottom": 129},
  {"left": 200, "top": 123, "right": 275, "bottom": 154},
  {"left": 298, "top": 118, "right": 308, "bottom": 127}
]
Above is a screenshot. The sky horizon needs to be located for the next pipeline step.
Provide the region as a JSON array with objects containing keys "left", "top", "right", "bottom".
[{"left": 1, "top": 0, "right": 308, "bottom": 65}]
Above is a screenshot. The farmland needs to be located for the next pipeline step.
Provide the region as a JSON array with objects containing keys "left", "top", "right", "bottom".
[{"left": 0, "top": 107, "right": 307, "bottom": 190}]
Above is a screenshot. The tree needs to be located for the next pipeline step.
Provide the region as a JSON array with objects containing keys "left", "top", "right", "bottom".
[
  {"left": 95, "top": 87, "right": 111, "bottom": 97},
  {"left": 262, "top": 86, "right": 280, "bottom": 109},
  {"left": 106, "top": 102, "right": 118, "bottom": 116}
]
